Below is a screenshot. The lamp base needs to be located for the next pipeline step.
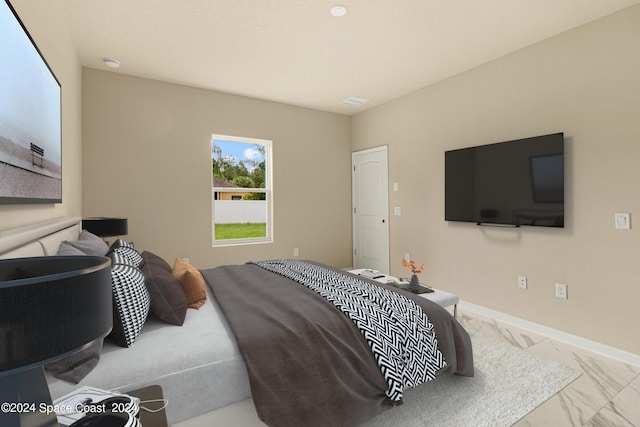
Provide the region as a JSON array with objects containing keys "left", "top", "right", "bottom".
[{"left": 0, "top": 366, "right": 58, "bottom": 427}]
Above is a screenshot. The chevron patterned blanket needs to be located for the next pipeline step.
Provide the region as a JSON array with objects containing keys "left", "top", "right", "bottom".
[
  {"left": 252, "top": 259, "right": 446, "bottom": 402},
  {"left": 203, "top": 261, "right": 473, "bottom": 427}
]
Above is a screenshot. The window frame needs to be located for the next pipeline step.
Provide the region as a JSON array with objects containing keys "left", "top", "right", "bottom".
[{"left": 211, "top": 133, "right": 273, "bottom": 247}]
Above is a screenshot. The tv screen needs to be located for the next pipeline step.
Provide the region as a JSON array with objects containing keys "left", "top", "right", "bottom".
[
  {"left": 0, "top": 0, "right": 62, "bottom": 204},
  {"left": 445, "top": 133, "right": 564, "bottom": 227}
]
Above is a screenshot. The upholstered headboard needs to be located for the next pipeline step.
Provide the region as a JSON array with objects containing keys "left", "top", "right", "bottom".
[{"left": 0, "top": 217, "right": 82, "bottom": 259}]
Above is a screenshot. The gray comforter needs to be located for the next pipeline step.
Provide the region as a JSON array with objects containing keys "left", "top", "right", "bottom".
[{"left": 202, "top": 262, "right": 473, "bottom": 427}]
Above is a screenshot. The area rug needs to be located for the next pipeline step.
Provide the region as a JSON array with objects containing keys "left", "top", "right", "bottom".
[{"left": 362, "top": 330, "right": 581, "bottom": 427}]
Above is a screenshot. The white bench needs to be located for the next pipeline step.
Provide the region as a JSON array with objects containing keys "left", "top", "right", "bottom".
[
  {"left": 347, "top": 269, "right": 459, "bottom": 318},
  {"left": 417, "top": 288, "right": 459, "bottom": 319}
]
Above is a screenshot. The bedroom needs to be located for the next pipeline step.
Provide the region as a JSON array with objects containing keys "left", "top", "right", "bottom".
[{"left": 1, "top": 0, "right": 639, "bottom": 426}]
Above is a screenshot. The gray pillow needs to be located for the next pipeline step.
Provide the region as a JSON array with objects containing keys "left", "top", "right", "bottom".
[
  {"left": 140, "top": 251, "right": 187, "bottom": 326},
  {"left": 57, "top": 241, "right": 87, "bottom": 255},
  {"left": 60, "top": 230, "right": 109, "bottom": 256}
]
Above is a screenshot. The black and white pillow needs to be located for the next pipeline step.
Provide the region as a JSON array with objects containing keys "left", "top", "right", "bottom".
[
  {"left": 110, "top": 238, "right": 135, "bottom": 250},
  {"left": 109, "top": 239, "right": 143, "bottom": 267},
  {"left": 110, "top": 249, "right": 139, "bottom": 267},
  {"left": 109, "top": 263, "right": 150, "bottom": 347}
]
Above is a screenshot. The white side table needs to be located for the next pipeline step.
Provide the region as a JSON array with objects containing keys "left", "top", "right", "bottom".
[{"left": 347, "top": 269, "right": 459, "bottom": 318}]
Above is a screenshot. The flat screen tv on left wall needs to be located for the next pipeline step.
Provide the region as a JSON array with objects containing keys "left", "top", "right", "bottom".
[{"left": 0, "top": 0, "right": 62, "bottom": 204}]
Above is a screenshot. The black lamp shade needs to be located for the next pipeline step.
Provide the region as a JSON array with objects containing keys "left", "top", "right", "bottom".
[
  {"left": 1, "top": 256, "right": 112, "bottom": 427},
  {"left": 0, "top": 256, "right": 113, "bottom": 371},
  {"left": 82, "top": 217, "right": 128, "bottom": 237}
]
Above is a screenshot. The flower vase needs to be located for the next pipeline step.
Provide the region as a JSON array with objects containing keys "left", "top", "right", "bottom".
[{"left": 410, "top": 274, "right": 420, "bottom": 292}]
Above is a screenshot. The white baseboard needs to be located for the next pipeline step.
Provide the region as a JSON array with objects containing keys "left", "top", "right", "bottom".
[{"left": 459, "top": 301, "right": 640, "bottom": 368}]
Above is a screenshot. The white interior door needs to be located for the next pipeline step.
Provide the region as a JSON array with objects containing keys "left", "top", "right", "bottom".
[{"left": 352, "top": 146, "right": 389, "bottom": 273}]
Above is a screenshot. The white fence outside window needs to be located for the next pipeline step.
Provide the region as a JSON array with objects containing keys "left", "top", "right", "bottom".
[{"left": 213, "top": 199, "right": 267, "bottom": 224}]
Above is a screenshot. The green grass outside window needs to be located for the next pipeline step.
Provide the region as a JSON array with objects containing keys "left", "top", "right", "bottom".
[{"left": 215, "top": 223, "right": 266, "bottom": 240}]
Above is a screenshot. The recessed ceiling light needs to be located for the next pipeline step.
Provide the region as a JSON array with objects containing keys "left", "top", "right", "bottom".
[
  {"left": 103, "top": 58, "right": 121, "bottom": 69},
  {"left": 330, "top": 5, "right": 347, "bottom": 17},
  {"left": 341, "top": 96, "right": 369, "bottom": 106}
]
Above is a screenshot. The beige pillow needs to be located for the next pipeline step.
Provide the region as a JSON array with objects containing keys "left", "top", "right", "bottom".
[{"left": 172, "top": 257, "right": 207, "bottom": 309}]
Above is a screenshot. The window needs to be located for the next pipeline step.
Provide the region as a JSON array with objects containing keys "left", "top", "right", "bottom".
[{"left": 211, "top": 134, "right": 272, "bottom": 246}]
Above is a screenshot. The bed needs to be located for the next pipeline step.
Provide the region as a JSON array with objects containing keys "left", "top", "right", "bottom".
[{"left": 0, "top": 217, "right": 473, "bottom": 426}]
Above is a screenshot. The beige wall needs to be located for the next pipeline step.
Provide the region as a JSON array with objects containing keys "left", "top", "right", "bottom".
[
  {"left": 82, "top": 69, "right": 352, "bottom": 269},
  {"left": 0, "top": 0, "right": 82, "bottom": 229},
  {"left": 5, "top": 0, "right": 638, "bottom": 356},
  {"left": 352, "top": 5, "right": 640, "bottom": 354}
]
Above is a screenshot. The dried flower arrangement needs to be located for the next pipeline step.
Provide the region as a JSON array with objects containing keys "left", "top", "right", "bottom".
[{"left": 401, "top": 259, "right": 425, "bottom": 274}]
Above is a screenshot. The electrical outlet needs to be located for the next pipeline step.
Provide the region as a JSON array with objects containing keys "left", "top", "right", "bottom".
[
  {"left": 182, "top": 257, "right": 190, "bottom": 263},
  {"left": 404, "top": 253, "right": 411, "bottom": 262},
  {"left": 615, "top": 213, "right": 631, "bottom": 229},
  {"left": 555, "top": 283, "right": 568, "bottom": 299},
  {"left": 293, "top": 248, "right": 299, "bottom": 257},
  {"left": 518, "top": 276, "right": 527, "bottom": 289}
]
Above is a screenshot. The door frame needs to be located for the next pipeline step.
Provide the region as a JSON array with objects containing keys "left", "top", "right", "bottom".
[{"left": 352, "top": 145, "right": 390, "bottom": 273}]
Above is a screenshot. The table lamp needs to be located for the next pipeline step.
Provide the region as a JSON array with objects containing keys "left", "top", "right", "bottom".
[
  {"left": 0, "top": 256, "right": 112, "bottom": 427},
  {"left": 81, "top": 218, "right": 128, "bottom": 238}
]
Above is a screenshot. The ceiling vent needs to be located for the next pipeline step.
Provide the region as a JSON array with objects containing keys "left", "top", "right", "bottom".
[{"left": 341, "top": 96, "right": 370, "bottom": 106}]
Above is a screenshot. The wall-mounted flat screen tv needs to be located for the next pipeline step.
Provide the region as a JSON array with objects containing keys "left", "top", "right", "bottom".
[
  {"left": 445, "top": 132, "right": 564, "bottom": 227},
  {"left": 0, "top": 0, "right": 62, "bottom": 204}
]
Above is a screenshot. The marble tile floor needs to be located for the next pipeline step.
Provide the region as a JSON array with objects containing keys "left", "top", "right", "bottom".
[
  {"left": 177, "top": 308, "right": 640, "bottom": 427},
  {"left": 455, "top": 309, "right": 640, "bottom": 426}
]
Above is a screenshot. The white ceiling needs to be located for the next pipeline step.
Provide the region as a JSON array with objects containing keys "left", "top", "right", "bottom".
[{"left": 60, "top": 0, "right": 640, "bottom": 115}]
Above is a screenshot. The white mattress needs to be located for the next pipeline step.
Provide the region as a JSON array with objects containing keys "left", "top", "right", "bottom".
[{"left": 47, "top": 289, "right": 251, "bottom": 424}]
